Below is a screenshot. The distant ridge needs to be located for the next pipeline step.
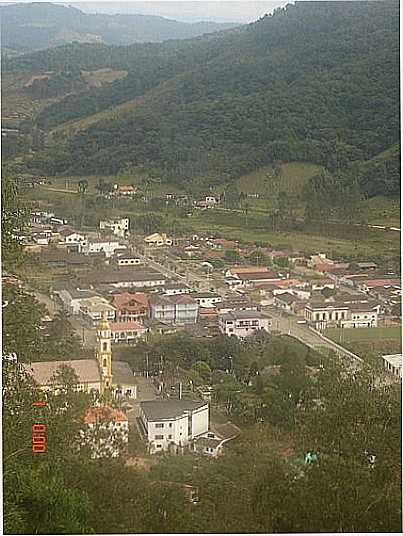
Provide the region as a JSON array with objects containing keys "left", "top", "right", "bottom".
[{"left": 0, "top": 2, "right": 239, "bottom": 53}]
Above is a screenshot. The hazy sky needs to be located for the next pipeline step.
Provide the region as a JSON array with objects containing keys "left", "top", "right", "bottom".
[
  {"left": 72, "top": 2, "right": 288, "bottom": 22},
  {"left": 2, "top": 1, "right": 289, "bottom": 23}
]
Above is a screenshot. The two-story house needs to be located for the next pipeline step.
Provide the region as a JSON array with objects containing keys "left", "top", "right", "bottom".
[
  {"left": 149, "top": 294, "right": 199, "bottom": 324},
  {"left": 139, "top": 400, "right": 209, "bottom": 454},
  {"left": 218, "top": 310, "right": 271, "bottom": 338}
]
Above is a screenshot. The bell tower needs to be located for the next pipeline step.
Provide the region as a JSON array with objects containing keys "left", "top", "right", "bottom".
[{"left": 96, "top": 313, "right": 113, "bottom": 394}]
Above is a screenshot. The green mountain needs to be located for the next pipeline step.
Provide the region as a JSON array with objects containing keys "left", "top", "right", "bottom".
[
  {"left": 4, "top": 1, "right": 400, "bottom": 198},
  {"left": 0, "top": 2, "right": 238, "bottom": 52}
]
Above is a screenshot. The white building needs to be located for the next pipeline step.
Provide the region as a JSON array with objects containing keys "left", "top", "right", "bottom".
[
  {"left": 192, "top": 292, "right": 222, "bottom": 308},
  {"left": 382, "top": 354, "right": 402, "bottom": 379},
  {"left": 79, "top": 296, "right": 116, "bottom": 325},
  {"left": 304, "top": 301, "right": 379, "bottom": 330},
  {"left": 218, "top": 310, "right": 271, "bottom": 338},
  {"left": 81, "top": 406, "right": 129, "bottom": 458},
  {"left": 139, "top": 400, "right": 209, "bottom": 454},
  {"left": 110, "top": 321, "right": 147, "bottom": 344},
  {"left": 99, "top": 218, "right": 130, "bottom": 239},
  {"left": 116, "top": 254, "right": 142, "bottom": 267},
  {"left": 144, "top": 233, "right": 172, "bottom": 247},
  {"left": 54, "top": 288, "right": 99, "bottom": 315},
  {"left": 83, "top": 240, "right": 127, "bottom": 258}
]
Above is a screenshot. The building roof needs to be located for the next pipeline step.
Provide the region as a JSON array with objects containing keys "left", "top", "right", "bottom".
[
  {"left": 79, "top": 296, "right": 116, "bottom": 313},
  {"left": 192, "top": 291, "right": 221, "bottom": 299},
  {"left": 112, "top": 292, "right": 149, "bottom": 310},
  {"left": 382, "top": 354, "right": 402, "bottom": 368},
  {"left": 238, "top": 272, "right": 282, "bottom": 282},
  {"left": 110, "top": 320, "right": 146, "bottom": 332},
  {"left": 112, "top": 361, "right": 137, "bottom": 386},
  {"left": 26, "top": 359, "right": 101, "bottom": 386},
  {"left": 140, "top": 399, "right": 207, "bottom": 421},
  {"left": 219, "top": 310, "right": 267, "bottom": 321},
  {"left": 59, "top": 288, "right": 97, "bottom": 300},
  {"left": 81, "top": 270, "right": 165, "bottom": 286},
  {"left": 211, "top": 422, "right": 241, "bottom": 441},
  {"left": 275, "top": 292, "right": 297, "bottom": 304},
  {"left": 84, "top": 406, "right": 128, "bottom": 424}
]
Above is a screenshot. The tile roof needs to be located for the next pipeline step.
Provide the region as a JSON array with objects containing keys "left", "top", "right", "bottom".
[
  {"left": 84, "top": 406, "right": 128, "bottom": 424},
  {"left": 110, "top": 320, "right": 146, "bottom": 332},
  {"left": 26, "top": 359, "right": 101, "bottom": 386}
]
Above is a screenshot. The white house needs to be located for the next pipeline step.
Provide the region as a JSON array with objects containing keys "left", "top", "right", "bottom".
[
  {"left": 99, "top": 218, "right": 130, "bottom": 239},
  {"left": 116, "top": 254, "right": 142, "bottom": 267},
  {"left": 81, "top": 406, "right": 129, "bottom": 458},
  {"left": 54, "top": 288, "right": 99, "bottom": 315},
  {"left": 144, "top": 233, "right": 172, "bottom": 247},
  {"left": 83, "top": 240, "right": 127, "bottom": 258},
  {"left": 79, "top": 296, "right": 116, "bottom": 325},
  {"left": 304, "top": 301, "right": 379, "bottom": 330},
  {"left": 382, "top": 354, "right": 402, "bottom": 380},
  {"left": 192, "top": 292, "right": 222, "bottom": 308},
  {"left": 110, "top": 321, "right": 147, "bottom": 344},
  {"left": 218, "top": 310, "right": 271, "bottom": 338},
  {"left": 194, "top": 422, "right": 240, "bottom": 457},
  {"left": 139, "top": 400, "right": 209, "bottom": 454}
]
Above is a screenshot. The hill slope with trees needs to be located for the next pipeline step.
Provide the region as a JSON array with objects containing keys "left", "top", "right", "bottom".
[{"left": 3, "top": 1, "right": 400, "bottom": 198}]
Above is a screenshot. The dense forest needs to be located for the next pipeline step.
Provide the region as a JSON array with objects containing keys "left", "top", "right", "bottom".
[{"left": 4, "top": 1, "right": 399, "bottom": 198}]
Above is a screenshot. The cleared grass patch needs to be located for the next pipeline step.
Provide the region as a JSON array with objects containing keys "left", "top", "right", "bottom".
[{"left": 325, "top": 326, "right": 402, "bottom": 343}]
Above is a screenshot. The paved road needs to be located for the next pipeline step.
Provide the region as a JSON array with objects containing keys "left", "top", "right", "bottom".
[{"left": 265, "top": 307, "right": 362, "bottom": 367}]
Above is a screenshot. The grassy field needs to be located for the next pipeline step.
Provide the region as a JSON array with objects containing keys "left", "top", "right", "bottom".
[
  {"left": 236, "top": 162, "right": 322, "bottom": 196},
  {"left": 325, "top": 327, "right": 402, "bottom": 343}
]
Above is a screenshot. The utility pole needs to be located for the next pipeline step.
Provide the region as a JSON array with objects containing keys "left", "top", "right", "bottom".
[{"left": 145, "top": 353, "right": 149, "bottom": 378}]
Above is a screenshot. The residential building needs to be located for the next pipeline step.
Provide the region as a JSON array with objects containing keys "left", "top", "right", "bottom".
[
  {"left": 163, "top": 283, "right": 192, "bottom": 295},
  {"left": 80, "top": 270, "right": 166, "bottom": 289},
  {"left": 81, "top": 406, "right": 129, "bottom": 458},
  {"left": 79, "top": 296, "right": 116, "bottom": 325},
  {"left": 149, "top": 294, "right": 199, "bottom": 324},
  {"left": 304, "top": 301, "right": 379, "bottom": 330},
  {"left": 111, "top": 292, "right": 149, "bottom": 323},
  {"left": 194, "top": 422, "right": 240, "bottom": 457},
  {"left": 83, "top": 239, "right": 126, "bottom": 258},
  {"left": 144, "top": 233, "right": 173, "bottom": 247},
  {"left": 113, "top": 184, "right": 137, "bottom": 197},
  {"left": 26, "top": 359, "right": 102, "bottom": 393},
  {"left": 110, "top": 320, "right": 147, "bottom": 344},
  {"left": 274, "top": 292, "right": 299, "bottom": 312},
  {"left": 99, "top": 218, "right": 130, "bottom": 238},
  {"left": 382, "top": 354, "right": 402, "bottom": 380},
  {"left": 192, "top": 291, "right": 222, "bottom": 308},
  {"left": 54, "top": 288, "right": 99, "bottom": 315},
  {"left": 139, "top": 400, "right": 209, "bottom": 454},
  {"left": 218, "top": 310, "right": 270, "bottom": 338},
  {"left": 216, "top": 295, "right": 259, "bottom": 314},
  {"left": 116, "top": 253, "right": 142, "bottom": 267},
  {"left": 112, "top": 361, "right": 138, "bottom": 399}
]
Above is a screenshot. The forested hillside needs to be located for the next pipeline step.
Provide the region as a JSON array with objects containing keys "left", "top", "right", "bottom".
[
  {"left": 0, "top": 2, "right": 237, "bottom": 53},
  {"left": 4, "top": 1, "right": 400, "bottom": 197}
]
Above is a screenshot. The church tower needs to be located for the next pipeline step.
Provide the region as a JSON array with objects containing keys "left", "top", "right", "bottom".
[{"left": 96, "top": 313, "right": 113, "bottom": 394}]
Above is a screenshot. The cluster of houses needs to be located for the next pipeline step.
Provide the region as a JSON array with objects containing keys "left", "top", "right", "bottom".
[{"left": 25, "top": 313, "right": 240, "bottom": 459}]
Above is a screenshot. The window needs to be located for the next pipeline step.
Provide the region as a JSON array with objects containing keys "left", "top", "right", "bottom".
[
  {"left": 168, "top": 435, "right": 172, "bottom": 439},
  {"left": 155, "top": 434, "right": 164, "bottom": 440},
  {"left": 156, "top": 444, "right": 162, "bottom": 449},
  {"left": 103, "top": 358, "right": 107, "bottom": 367},
  {"left": 169, "top": 423, "right": 173, "bottom": 428},
  {"left": 103, "top": 342, "right": 108, "bottom": 352},
  {"left": 155, "top": 423, "right": 164, "bottom": 428}
]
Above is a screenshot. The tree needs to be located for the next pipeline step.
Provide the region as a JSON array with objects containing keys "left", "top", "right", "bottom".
[
  {"left": 1, "top": 176, "right": 28, "bottom": 270},
  {"left": 224, "top": 249, "right": 240, "bottom": 263}
]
